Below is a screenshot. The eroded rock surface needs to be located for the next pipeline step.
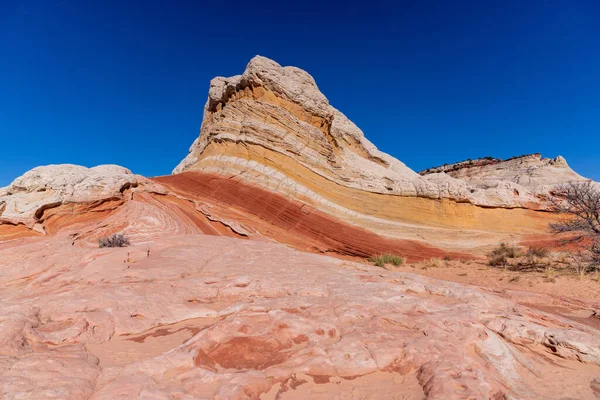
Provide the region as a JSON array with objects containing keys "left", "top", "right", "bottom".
[
  {"left": 0, "top": 165, "right": 141, "bottom": 228},
  {"left": 2, "top": 232, "right": 600, "bottom": 399},
  {"left": 420, "top": 153, "right": 587, "bottom": 190}
]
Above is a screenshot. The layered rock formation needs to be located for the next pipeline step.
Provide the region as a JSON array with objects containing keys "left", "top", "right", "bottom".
[
  {"left": 174, "top": 56, "right": 543, "bottom": 208},
  {"left": 170, "top": 56, "right": 589, "bottom": 251},
  {"left": 0, "top": 164, "right": 469, "bottom": 260},
  {"left": 2, "top": 56, "right": 592, "bottom": 254},
  {"left": 0, "top": 165, "right": 140, "bottom": 227}
]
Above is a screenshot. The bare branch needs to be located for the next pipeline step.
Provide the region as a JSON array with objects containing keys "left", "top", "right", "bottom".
[{"left": 550, "top": 182, "right": 600, "bottom": 266}]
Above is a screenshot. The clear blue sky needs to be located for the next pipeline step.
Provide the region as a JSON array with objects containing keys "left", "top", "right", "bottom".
[{"left": 1, "top": 0, "right": 598, "bottom": 187}]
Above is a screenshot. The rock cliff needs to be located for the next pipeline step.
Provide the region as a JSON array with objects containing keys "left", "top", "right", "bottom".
[
  {"left": 166, "top": 56, "right": 589, "bottom": 251},
  {"left": 174, "top": 56, "right": 573, "bottom": 211},
  {"left": 3, "top": 57, "right": 592, "bottom": 253}
]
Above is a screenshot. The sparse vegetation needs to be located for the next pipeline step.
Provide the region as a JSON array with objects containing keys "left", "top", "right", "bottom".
[
  {"left": 526, "top": 247, "right": 550, "bottom": 258},
  {"left": 544, "top": 266, "right": 556, "bottom": 282},
  {"left": 567, "top": 251, "right": 591, "bottom": 280},
  {"left": 487, "top": 242, "right": 520, "bottom": 266},
  {"left": 99, "top": 233, "right": 130, "bottom": 248},
  {"left": 425, "top": 258, "right": 443, "bottom": 268},
  {"left": 525, "top": 246, "right": 550, "bottom": 267},
  {"left": 369, "top": 254, "right": 404, "bottom": 267},
  {"left": 550, "top": 182, "right": 600, "bottom": 267}
]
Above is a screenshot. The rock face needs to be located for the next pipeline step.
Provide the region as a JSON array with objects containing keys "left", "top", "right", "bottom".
[
  {"left": 169, "top": 55, "right": 591, "bottom": 251},
  {"left": 0, "top": 164, "right": 473, "bottom": 260},
  {"left": 0, "top": 165, "right": 140, "bottom": 227},
  {"left": 420, "top": 153, "right": 587, "bottom": 189},
  {"left": 3, "top": 56, "right": 590, "bottom": 253},
  {"left": 174, "top": 56, "right": 573, "bottom": 209}
]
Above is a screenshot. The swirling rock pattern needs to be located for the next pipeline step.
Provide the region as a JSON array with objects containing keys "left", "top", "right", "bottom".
[{"left": 2, "top": 234, "right": 600, "bottom": 399}]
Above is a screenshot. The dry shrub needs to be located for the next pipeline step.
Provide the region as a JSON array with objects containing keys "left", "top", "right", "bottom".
[
  {"left": 425, "top": 258, "right": 443, "bottom": 268},
  {"left": 487, "top": 243, "right": 520, "bottom": 267},
  {"left": 99, "top": 233, "right": 130, "bottom": 248},
  {"left": 527, "top": 247, "right": 550, "bottom": 258},
  {"left": 369, "top": 254, "right": 404, "bottom": 267},
  {"left": 550, "top": 182, "right": 600, "bottom": 266},
  {"left": 568, "top": 251, "right": 593, "bottom": 279},
  {"left": 525, "top": 246, "right": 551, "bottom": 267}
]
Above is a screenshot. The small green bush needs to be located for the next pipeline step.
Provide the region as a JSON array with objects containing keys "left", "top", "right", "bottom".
[
  {"left": 369, "top": 254, "right": 404, "bottom": 267},
  {"left": 99, "top": 233, "right": 130, "bottom": 248}
]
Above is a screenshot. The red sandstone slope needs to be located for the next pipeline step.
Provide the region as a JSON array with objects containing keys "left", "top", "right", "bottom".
[
  {"left": 152, "top": 172, "right": 469, "bottom": 261},
  {"left": 0, "top": 168, "right": 468, "bottom": 261}
]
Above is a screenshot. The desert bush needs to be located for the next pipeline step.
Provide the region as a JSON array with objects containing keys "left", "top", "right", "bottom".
[
  {"left": 568, "top": 251, "right": 593, "bottom": 279},
  {"left": 425, "top": 258, "right": 443, "bottom": 268},
  {"left": 550, "top": 182, "right": 600, "bottom": 266},
  {"left": 369, "top": 254, "right": 404, "bottom": 267},
  {"left": 526, "top": 247, "right": 550, "bottom": 258},
  {"left": 487, "top": 242, "right": 520, "bottom": 266},
  {"left": 99, "top": 233, "right": 130, "bottom": 248},
  {"left": 488, "top": 253, "right": 507, "bottom": 267},
  {"left": 525, "top": 246, "right": 550, "bottom": 267}
]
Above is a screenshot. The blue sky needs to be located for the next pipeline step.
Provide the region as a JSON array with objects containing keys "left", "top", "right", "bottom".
[{"left": 1, "top": 0, "right": 598, "bottom": 187}]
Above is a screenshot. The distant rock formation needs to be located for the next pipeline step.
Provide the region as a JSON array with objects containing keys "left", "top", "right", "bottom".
[
  {"left": 0, "top": 165, "right": 140, "bottom": 227},
  {"left": 166, "top": 56, "right": 593, "bottom": 251},
  {"left": 419, "top": 153, "right": 587, "bottom": 188}
]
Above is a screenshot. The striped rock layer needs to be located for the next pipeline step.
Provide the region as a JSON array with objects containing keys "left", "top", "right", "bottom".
[{"left": 172, "top": 55, "right": 589, "bottom": 252}]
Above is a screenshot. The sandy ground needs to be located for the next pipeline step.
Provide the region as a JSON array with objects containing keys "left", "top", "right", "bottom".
[{"left": 387, "top": 256, "right": 600, "bottom": 330}]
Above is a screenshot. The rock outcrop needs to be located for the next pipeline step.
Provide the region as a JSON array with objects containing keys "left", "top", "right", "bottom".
[
  {"left": 169, "top": 56, "right": 589, "bottom": 251},
  {"left": 4, "top": 56, "right": 591, "bottom": 253},
  {"left": 0, "top": 165, "right": 140, "bottom": 227},
  {"left": 174, "top": 56, "right": 572, "bottom": 210},
  {"left": 0, "top": 165, "right": 470, "bottom": 260},
  {"left": 420, "top": 153, "right": 587, "bottom": 189}
]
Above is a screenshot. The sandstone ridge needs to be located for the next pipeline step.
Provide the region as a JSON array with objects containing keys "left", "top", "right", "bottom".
[
  {"left": 0, "top": 165, "right": 142, "bottom": 230},
  {"left": 420, "top": 153, "right": 587, "bottom": 188},
  {"left": 174, "top": 55, "right": 574, "bottom": 210},
  {"left": 2, "top": 57, "right": 594, "bottom": 253}
]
